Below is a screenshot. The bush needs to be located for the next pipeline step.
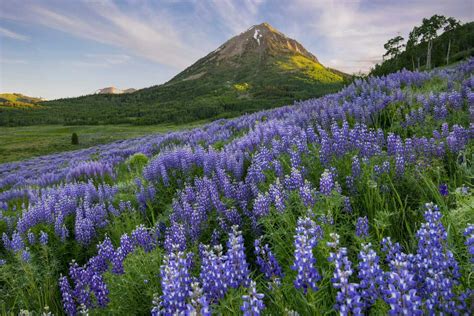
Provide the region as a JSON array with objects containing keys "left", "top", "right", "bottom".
[{"left": 71, "top": 132, "right": 79, "bottom": 145}]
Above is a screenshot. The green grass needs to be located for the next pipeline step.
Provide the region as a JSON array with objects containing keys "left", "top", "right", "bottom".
[{"left": 0, "top": 121, "right": 206, "bottom": 163}]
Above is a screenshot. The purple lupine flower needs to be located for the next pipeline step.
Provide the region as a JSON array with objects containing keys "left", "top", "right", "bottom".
[
  {"left": 464, "top": 224, "right": 474, "bottom": 263},
  {"left": 414, "top": 203, "right": 462, "bottom": 313},
  {"left": 356, "top": 216, "right": 369, "bottom": 238},
  {"left": 253, "top": 193, "right": 270, "bottom": 218},
  {"left": 358, "top": 243, "right": 384, "bottom": 309},
  {"left": 268, "top": 179, "right": 286, "bottom": 213},
  {"left": 0, "top": 259, "right": 6, "bottom": 266},
  {"left": 320, "top": 169, "right": 336, "bottom": 196},
  {"left": 226, "top": 226, "right": 250, "bottom": 288},
  {"left": 352, "top": 156, "right": 361, "bottom": 178},
  {"left": 438, "top": 183, "right": 449, "bottom": 196},
  {"left": 21, "top": 249, "right": 31, "bottom": 262},
  {"left": 291, "top": 217, "right": 322, "bottom": 293},
  {"left": 285, "top": 167, "right": 304, "bottom": 191},
  {"left": 327, "top": 233, "right": 363, "bottom": 315},
  {"left": 11, "top": 231, "right": 24, "bottom": 252},
  {"left": 89, "top": 237, "right": 115, "bottom": 273},
  {"left": 383, "top": 253, "right": 422, "bottom": 315},
  {"left": 2, "top": 233, "right": 11, "bottom": 251},
  {"left": 200, "top": 244, "right": 228, "bottom": 302},
  {"left": 381, "top": 237, "right": 401, "bottom": 264},
  {"left": 131, "top": 224, "right": 155, "bottom": 252},
  {"left": 90, "top": 272, "right": 109, "bottom": 307},
  {"left": 186, "top": 282, "right": 211, "bottom": 316},
  {"left": 299, "top": 180, "right": 316, "bottom": 207},
  {"left": 27, "top": 231, "right": 35, "bottom": 245},
  {"left": 112, "top": 234, "right": 135, "bottom": 274},
  {"left": 164, "top": 222, "right": 186, "bottom": 253},
  {"left": 241, "top": 280, "right": 265, "bottom": 316},
  {"left": 39, "top": 231, "right": 48, "bottom": 245},
  {"left": 158, "top": 247, "right": 193, "bottom": 314},
  {"left": 343, "top": 196, "right": 353, "bottom": 213},
  {"left": 395, "top": 155, "right": 405, "bottom": 177},
  {"left": 254, "top": 237, "right": 283, "bottom": 284},
  {"left": 75, "top": 212, "right": 95, "bottom": 246},
  {"left": 59, "top": 275, "right": 77, "bottom": 316}
]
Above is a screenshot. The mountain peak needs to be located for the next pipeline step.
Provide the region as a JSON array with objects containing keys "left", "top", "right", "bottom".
[
  {"left": 251, "top": 22, "right": 281, "bottom": 34},
  {"left": 94, "top": 87, "right": 136, "bottom": 95},
  {"left": 167, "top": 22, "right": 345, "bottom": 90}
]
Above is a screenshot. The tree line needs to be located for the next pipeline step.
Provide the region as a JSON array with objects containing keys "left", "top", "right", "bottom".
[{"left": 372, "top": 15, "right": 473, "bottom": 76}]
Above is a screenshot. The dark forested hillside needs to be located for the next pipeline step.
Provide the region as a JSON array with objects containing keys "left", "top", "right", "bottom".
[{"left": 371, "top": 21, "right": 474, "bottom": 76}]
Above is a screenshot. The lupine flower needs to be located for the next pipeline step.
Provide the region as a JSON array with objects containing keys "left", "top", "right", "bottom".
[
  {"left": 383, "top": 253, "right": 422, "bottom": 315},
  {"left": 356, "top": 216, "right": 369, "bottom": 238},
  {"left": 268, "top": 178, "right": 286, "bottom": 213},
  {"left": 254, "top": 237, "right": 283, "bottom": 283},
  {"left": 186, "top": 282, "right": 211, "bottom": 315},
  {"left": 381, "top": 237, "right": 401, "bottom": 264},
  {"left": 21, "top": 249, "right": 31, "bottom": 262},
  {"left": 352, "top": 156, "right": 361, "bottom": 178},
  {"left": 158, "top": 247, "right": 193, "bottom": 314},
  {"left": 291, "top": 217, "right": 322, "bottom": 293},
  {"left": 414, "top": 203, "right": 462, "bottom": 313},
  {"left": 200, "top": 244, "right": 228, "bottom": 301},
  {"left": 285, "top": 167, "right": 304, "bottom": 190},
  {"left": 299, "top": 180, "right": 316, "bottom": 207},
  {"left": 39, "top": 231, "right": 48, "bottom": 245},
  {"left": 241, "top": 280, "right": 265, "bottom": 316},
  {"left": 131, "top": 224, "right": 155, "bottom": 252},
  {"left": 59, "top": 275, "right": 77, "bottom": 316},
  {"left": 320, "top": 169, "right": 336, "bottom": 196},
  {"left": 327, "top": 233, "right": 363, "bottom": 315},
  {"left": 226, "top": 226, "right": 250, "bottom": 288},
  {"left": 343, "top": 196, "right": 353, "bottom": 213},
  {"left": 358, "top": 243, "right": 384, "bottom": 309},
  {"left": 11, "top": 231, "right": 24, "bottom": 252},
  {"left": 27, "top": 231, "right": 35, "bottom": 245},
  {"left": 464, "top": 224, "right": 474, "bottom": 263},
  {"left": 253, "top": 193, "right": 270, "bottom": 218},
  {"left": 439, "top": 183, "right": 449, "bottom": 196}
]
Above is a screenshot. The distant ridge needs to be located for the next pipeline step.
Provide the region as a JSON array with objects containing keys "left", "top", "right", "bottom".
[
  {"left": 0, "top": 93, "right": 43, "bottom": 109},
  {"left": 94, "top": 87, "right": 137, "bottom": 95}
]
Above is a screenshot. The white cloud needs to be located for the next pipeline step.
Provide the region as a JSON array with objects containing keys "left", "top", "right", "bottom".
[
  {"left": 1, "top": 0, "right": 472, "bottom": 76},
  {"left": 0, "top": 26, "right": 29, "bottom": 41},
  {"left": 1, "top": 0, "right": 204, "bottom": 69},
  {"left": 198, "top": 0, "right": 265, "bottom": 35},
  {"left": 84, "top": 54, "right": 131, "bottom": 65},
  {"left": 289, "top": 0, "right": 473, "bottom": 73}
]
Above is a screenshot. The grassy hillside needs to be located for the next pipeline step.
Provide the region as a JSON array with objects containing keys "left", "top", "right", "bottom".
[
  {"left": 371, "top": 22, "right": 474, "bottom": 76},
  {"left": 0, "top": 93, "right": 42, "bottom": 109},
  {"left": 0, "top": 121, "right": 205, "bottom": 163}
]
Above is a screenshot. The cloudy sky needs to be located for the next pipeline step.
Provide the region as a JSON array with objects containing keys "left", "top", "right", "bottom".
[{"left": 0, "top": 0, "right": 472, "bottom": 99}]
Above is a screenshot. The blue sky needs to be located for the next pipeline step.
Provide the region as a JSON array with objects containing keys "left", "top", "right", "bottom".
[{"left": 0, "top": 0, "right": 472, "bottom": 100}]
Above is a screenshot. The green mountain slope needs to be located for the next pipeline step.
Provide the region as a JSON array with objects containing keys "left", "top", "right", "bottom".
[
  {"left": 0, "top": 93, "right": 43, "bottom": 109},
  {"left": 0, "top": 23, "right": 348, "bottom": 126}
]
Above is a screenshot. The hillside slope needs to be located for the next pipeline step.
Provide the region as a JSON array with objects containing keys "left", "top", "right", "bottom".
[
  {"left": 371, "top": 21, "right": 474, "bottom": 76},
  {"left": 0, "top": 23, "right": 348, "bottom": 126},
  {"left": 0, "top": 93, "right": 43, "bottom": 109}
]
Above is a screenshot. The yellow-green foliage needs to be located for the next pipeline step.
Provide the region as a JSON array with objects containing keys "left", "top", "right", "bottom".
[
  {"left": 277, "top": 55, "right": 343, "bottom": 83},
  {"left": 233, "top": 82, "right": 250, "bottom": 92},
  {"left": 0, "top": 93, "right": 42, "bottom": 109}
]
